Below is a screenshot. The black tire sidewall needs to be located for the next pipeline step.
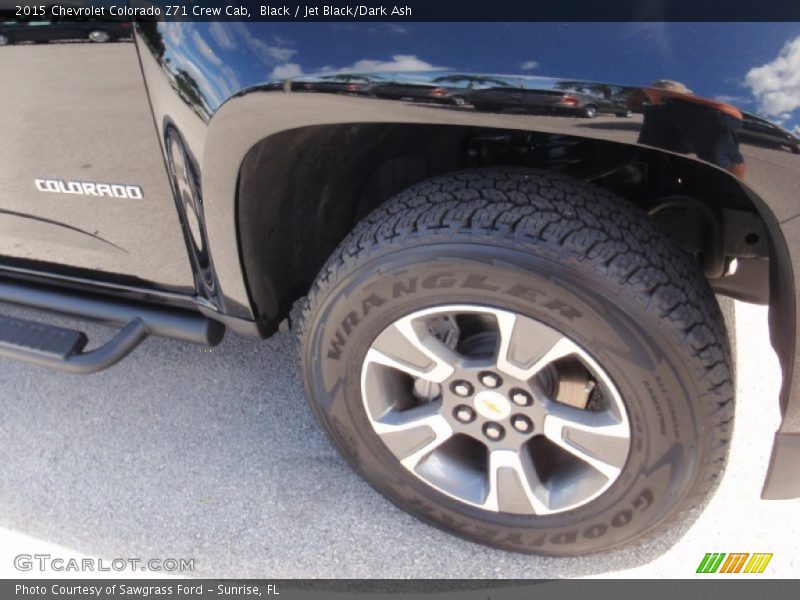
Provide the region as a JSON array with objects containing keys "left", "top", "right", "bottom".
[{"left": 303, "top": 240, "right": 707, "bottom": 555}]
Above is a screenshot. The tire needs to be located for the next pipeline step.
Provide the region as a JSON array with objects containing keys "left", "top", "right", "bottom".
[
  {"left": 300, "top": 167, "right": 733, "bottom": 555},
  {"left": 583, "top": 105, "right": 598, "bottom": 118},
  {"left": 616, "top": 110, "right": 633, "bottom": 118},
  {"left": 0, "top": 34, "right": 10, "bottom": 46}
]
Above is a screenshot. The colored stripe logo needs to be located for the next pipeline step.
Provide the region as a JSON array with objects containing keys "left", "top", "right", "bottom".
[{"left": 696, "top": 553, "right": 773, "bottom": 574}]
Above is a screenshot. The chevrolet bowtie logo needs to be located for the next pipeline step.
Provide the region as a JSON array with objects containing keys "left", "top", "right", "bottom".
[{"left": 483, "top": 399, "right": 501, "bottom": 414}]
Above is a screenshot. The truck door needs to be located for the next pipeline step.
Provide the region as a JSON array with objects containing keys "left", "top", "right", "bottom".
[{"left": 0, "top": 18, "right": 194, "bottom": 293}]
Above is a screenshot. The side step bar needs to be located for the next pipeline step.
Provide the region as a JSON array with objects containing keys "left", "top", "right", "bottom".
[
  {"left": 0, "top": 278, "right": 224, "bottom": 373},
  {"left": 0, "top": 314, "right": 148, "bottom": 374}
]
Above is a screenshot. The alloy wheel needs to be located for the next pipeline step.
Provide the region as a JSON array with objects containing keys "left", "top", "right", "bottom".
[{"left": 360, "top": 305, "right": 631, "bottom": 515}]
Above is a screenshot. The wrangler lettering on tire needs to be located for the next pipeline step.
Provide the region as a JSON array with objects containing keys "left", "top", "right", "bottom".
[{"left": 300, "top": 167, "right": 733, "bottom": 555}]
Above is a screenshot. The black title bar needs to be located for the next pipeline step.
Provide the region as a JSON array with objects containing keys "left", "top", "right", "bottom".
[{"left": 2, "top": 0, "right": 800, "bottom": 21}]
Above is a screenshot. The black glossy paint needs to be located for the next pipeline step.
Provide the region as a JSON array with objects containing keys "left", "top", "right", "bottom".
[
  {"left": 1, "top": 20, "right": 799, "bottom": 495},
  {"left": 0, "top": 26, "right": 194, "bottom": 293}
]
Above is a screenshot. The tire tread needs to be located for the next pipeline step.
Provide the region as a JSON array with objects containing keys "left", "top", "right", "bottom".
[{"left": 300, "top": 167, "right": 734, "bottom": 552}]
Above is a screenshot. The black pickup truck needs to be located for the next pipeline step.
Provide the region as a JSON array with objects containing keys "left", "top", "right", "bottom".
[{"left": 1, "top": 18, "right": 799, "bottom": 557}]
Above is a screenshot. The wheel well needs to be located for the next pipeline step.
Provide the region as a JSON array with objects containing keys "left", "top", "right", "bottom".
[{"left": 237, "top": 123, "right": 771, "bottom": 330}]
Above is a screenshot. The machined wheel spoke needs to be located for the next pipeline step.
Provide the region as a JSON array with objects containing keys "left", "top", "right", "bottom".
[
  {"left": 371, "top": 403, "right": 454, "bottom": 470},
  {"left": 496, "top": 311, "right": 579, "bottom": 381},
  {"left": 366, "top": 316, "right": 458, "bottom": 383},
  {"left": 483, "top": 449, "right": 552, "bottom": 514},
  {"left": 542, "top": 401, "right": 629, "bottom": 479}
]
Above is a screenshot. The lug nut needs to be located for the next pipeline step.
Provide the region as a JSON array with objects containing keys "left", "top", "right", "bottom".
[
  {"left": 483, "top": 422, "right": 505, "bottom": 441},
  {"left": 511, "top": 414, "right": 534, "bottom": 434},
  {"left": 510, "top": 388, "right": 532, "bottom": 406},
  {"left": 451, "top": 380, "right": 474, "bottom": 397},
  {"left": 454, "top": 405, "right": 476, "bottom": 423},
  {"left": 479, "top": 372, "right": 502, "bottom": 388}
]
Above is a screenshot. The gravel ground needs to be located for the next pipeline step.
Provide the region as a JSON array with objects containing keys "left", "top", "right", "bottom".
[{"left": 0, "top": 297, "right": 797, "bottom": 579}]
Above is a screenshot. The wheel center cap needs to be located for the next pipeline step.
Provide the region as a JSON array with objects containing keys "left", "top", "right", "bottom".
[{"left": 473, "top": 391, "right": 511, "bottom": 420}]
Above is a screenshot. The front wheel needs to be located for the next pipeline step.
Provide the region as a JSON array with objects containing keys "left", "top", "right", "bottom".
[
  {"left": 0, "top": 34, "right": 10, "bottom": 46},
  {"left": 300, "top": 168, "right": 733, "bottom": 555}
]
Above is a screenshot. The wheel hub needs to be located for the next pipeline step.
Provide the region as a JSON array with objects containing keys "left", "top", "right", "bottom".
[{"left": 473, "top": 390, "right": 511, "bottom": 420}]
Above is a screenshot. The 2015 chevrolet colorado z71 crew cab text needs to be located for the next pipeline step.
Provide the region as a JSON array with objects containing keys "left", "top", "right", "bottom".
[{"left": 1, "top": 17, "right": 799, "bottom": 556}]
